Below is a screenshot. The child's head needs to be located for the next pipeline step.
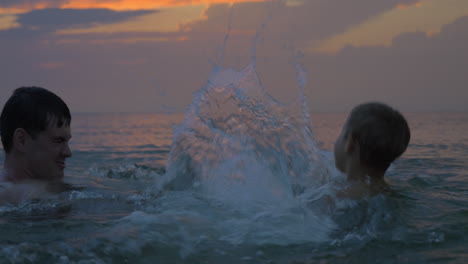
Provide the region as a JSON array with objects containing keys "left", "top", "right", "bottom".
[{"left": 334, "top": 102, "right": 410, "bottom": 180}]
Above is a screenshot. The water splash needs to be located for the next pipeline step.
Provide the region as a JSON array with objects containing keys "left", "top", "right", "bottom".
[
  {"left": 159, "top": 16, "right": 329, "bottom": 211},
  {"left": 139, "top": 2, "right": 341, "bottom": 251}
]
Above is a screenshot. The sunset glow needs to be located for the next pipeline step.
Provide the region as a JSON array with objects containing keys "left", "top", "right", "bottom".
[
  {"left": 61, "top": 0, "right": 269, "bottom": 11},
  {"left": 0, "top": 0, "right": 269, "bottom": 34},
  {"left": 0, "top": 0, "right": 269, "bottom": 14}
]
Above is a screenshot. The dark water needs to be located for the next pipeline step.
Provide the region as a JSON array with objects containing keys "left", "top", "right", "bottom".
[{"left": 0, "top": 109, "right": 467, "bottom": 263}]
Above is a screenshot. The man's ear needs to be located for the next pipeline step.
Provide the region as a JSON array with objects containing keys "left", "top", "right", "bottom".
[{"left": 12, "top": 128, "right": 28, "bottom": 153}]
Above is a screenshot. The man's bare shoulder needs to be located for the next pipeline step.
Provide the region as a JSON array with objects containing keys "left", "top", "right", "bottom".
[
  {"left": 0, "top": 178, "right": 50, "bottom": 206},
  {"left": 0, "top": 169, "right": 7, "bottom": 182},
  {"left": 0, "top": 178, "right": 17, "bottom": 205},
  {"left": 0, "top": 170, "right": 12, "bottom": 193}
]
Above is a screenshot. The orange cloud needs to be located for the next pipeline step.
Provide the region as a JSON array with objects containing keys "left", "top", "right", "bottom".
[
  {"left": 396, "top": 1, "right": 425, "bottom": 9},
  {"left": 0, "top": 14, "right": 20, "bottom": 30},
  {"left": 55, "top": 36, "right": 190, "bottom": 45},
  {"left": 56, "top": 5, "right": 207, "bottom": 34},
  {"left": 89, "top": 37, "right": 170, "bottom": 44},
  {"left": 0, "top": 2, "right": 57, "bottom": 14},
  {"left": 56, "top": 39, "right": 83, "bottom": 44},
  {"left": 285, "top": 0, "right": 305, "bottom": 7},
  {"left": 313, "top": 0, "right": 468, "bottom": 54},
  {"left": 116, "top": 58, "right": 148, "bottom": 65},
  {"left": 0, "top": 0, "right": 269, "bottom": 33},
  {"left": 39, "top": 61, "right": 66, "bottom": 69},
  {"left": 64, "top": 0, "right": 269, "bottom": 11},
  {"left": 0, "top": 0, "right": 268, "bottom": 14}
]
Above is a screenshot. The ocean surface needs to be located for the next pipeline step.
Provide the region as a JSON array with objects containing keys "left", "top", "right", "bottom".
[
  {"left": 0, "top": 108, "right": 467, "bottom": 263},
  {"left": 1, "top": 60, "right": 468, "bottom": 263}
]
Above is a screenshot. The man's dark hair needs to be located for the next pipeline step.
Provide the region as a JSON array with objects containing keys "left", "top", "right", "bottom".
[
  {"left": 0, "top": 87, "right": 71, "bottom": 153},
  {"left": 346, "top": 102, "right": 410, "bottom": 171}
]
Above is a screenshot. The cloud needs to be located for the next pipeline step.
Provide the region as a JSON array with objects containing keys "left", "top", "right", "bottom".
[
  {"left": 1, "top": 0, "right": 463, "bottom": 113},
  {"left": 38, "top": 61, "right": 66, "bottom": 69},
  {"left": 307, "top": 15, "right": 468, "bottom": 112},
  {"left": 55, "top": 5, "right": 203, "bottom": 34},
  {"left": 0, "top": 0, "right": 269, "bottom": 14},
  {"left": 0, "top": 8, "right": 156, "bottom": 40},
  {"left": 182, "top": 0, "right": 422, "bottom": 50},
  {"left": 17, "top": 8, "right": 155, "bottom": 27},
  {"left": 0, "top": 14, "right": 20, "bottom": 30},
  {"left": 0, "top": 1, "right": 64, "bottom": 13},
  {"left": 2, "top": 1, "right": 421, "bottom": 43},
  {"left": 314, "top": 0, "right": 468, "bottom": 54},
  {"left": 172, "top": 0, "right": 426, "bottom": 104}
]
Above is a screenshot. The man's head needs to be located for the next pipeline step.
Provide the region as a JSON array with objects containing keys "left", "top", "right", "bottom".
[
  {"left": 334, "top": 102, "right": 410, "bottom": 178},
  {"left": 0, "top": 87, "right": 72, "bottom": 181}
]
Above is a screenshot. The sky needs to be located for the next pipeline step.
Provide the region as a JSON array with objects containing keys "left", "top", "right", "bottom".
[{"left": 0, "top": 0, "right": 467, "bottom": 113}]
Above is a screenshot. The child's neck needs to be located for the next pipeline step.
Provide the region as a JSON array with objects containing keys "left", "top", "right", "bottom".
[
  {"left": 346, "top": 167, "right": 388, "bottom": 196},
  {"left": 346, "top": 165, "right": 385, "bottom": 184}
]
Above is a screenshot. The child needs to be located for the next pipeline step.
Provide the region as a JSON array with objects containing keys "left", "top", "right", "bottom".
[{"left": 334, "top": 102, "right": 410, "bottom": 189}]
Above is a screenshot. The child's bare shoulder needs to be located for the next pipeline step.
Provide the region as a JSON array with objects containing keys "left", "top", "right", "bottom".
[{"left": 337, "top": 179, "right": 388, "bottom": 199}]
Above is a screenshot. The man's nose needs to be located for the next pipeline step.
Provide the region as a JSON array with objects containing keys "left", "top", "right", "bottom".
[{"left": 62, "top": 143, "right": 72, "bottom": 158}]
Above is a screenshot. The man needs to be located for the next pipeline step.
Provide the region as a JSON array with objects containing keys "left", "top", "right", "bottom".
[{"left": 0, "top": 87, "right": 72, "bottom": 204}]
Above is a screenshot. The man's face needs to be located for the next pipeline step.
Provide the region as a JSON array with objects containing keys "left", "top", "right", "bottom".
[{"left": 24, "top": 123, "right": 72, "bottom": 181}]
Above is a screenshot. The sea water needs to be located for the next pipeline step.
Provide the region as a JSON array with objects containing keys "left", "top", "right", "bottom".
[
  {"left": 1, "top": 24, "right": 468, "bottom": 264},
  {"left": 0, "top": 111, "right": 467, "bottom": 263}
]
